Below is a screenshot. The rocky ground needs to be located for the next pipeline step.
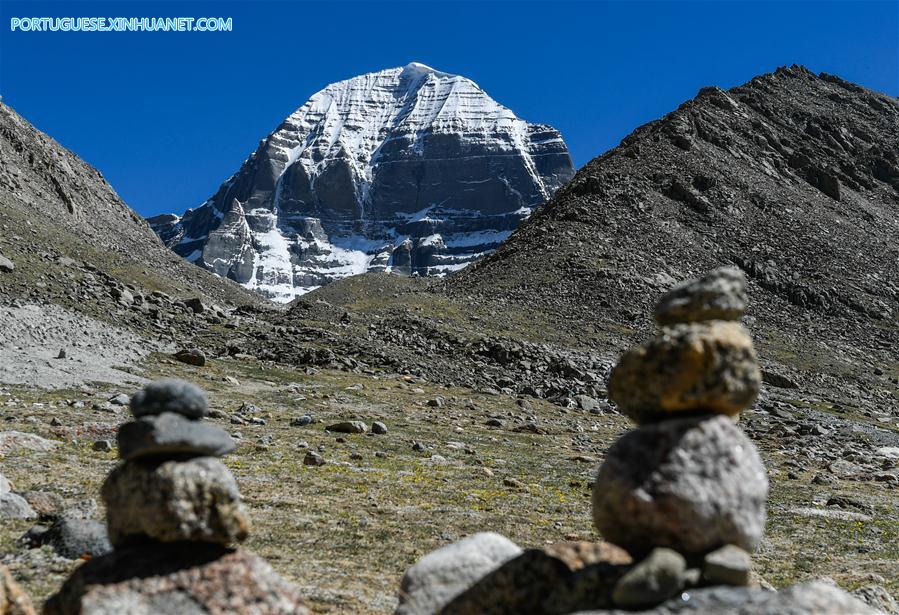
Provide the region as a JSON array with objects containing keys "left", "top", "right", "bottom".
[{"left": 1, "top": 339, "right": 896, "bottom": 612}]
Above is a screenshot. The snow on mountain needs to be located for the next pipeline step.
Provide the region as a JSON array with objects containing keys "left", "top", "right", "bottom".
[{"left": 148, "top": 62, "right": 574, "bottom": 302}]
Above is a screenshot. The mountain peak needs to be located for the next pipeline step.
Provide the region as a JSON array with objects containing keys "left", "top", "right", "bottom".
[
  {"left": 399, "top": 61, "right": 442, "bottom": 78},
  {"left": 151, "top": 65, "right": 574, "bottom": 302}
]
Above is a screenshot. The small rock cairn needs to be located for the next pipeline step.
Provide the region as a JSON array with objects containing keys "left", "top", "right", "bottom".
[
  {"left": 592, "top": 266, "right": 769, "bottom": 607},
  {"left": 593, "top": 268, "right": 768, "bottom": 588},
  {"left": 45, "top": 379, "right": 308, "bottom": 614}
]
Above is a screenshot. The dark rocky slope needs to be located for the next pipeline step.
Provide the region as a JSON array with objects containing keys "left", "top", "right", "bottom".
[{"left": 447, "top": 65, "right": 898, "bottom": 412}]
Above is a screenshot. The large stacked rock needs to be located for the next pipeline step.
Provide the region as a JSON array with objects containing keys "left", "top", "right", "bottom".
[
  {"left": 593, "top": 267, "right": 767, "bottom": 564},
  {"left": 44, "top": 379, "right": 309, "bottom": 614}
]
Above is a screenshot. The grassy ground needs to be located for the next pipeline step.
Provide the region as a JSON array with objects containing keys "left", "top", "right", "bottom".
[{"left": 1, "top": 352, "right": 896, "bottom": 612}]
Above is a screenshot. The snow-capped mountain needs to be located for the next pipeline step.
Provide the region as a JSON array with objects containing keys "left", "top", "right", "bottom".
[{"left": 149, "top": 62, "right": 574, "bottom": 302}]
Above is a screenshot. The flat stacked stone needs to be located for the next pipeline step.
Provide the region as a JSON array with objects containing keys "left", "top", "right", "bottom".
[
  {"left": 593, "top": 267, "right": 770, "bottom": 606},
  {"left": 46, "top": 379, "right": 309, "bottom": 614},
  {"left": 609, "top": 267, "right": 761, "bottom": 424}
]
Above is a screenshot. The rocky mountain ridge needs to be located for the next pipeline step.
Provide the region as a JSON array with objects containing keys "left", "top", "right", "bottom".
[
  {"left": 449, "top": 65, "right": 898, "bottom": 414},
  {"left": 149, "top": 62, "right": 573, "bottom": 301}
]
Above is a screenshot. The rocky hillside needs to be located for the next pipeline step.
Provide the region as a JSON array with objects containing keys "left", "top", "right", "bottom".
[
  {"left": 150, "top": 63, "right": 573, "bottom": 302},
  {"left": 0, "top": 102, "right": 257, "bottom": 310},
  {"left": 451, "top": 65, "right": 898, "bottom": 412},
  {"left": 0, "top": 102, "right": 262, "bottom": 389}
]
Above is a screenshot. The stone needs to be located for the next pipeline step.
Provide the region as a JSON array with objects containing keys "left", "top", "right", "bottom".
[
  {"left": 372, "top": 421, "right": 388, "bottom": 435},
  {"left": 574, "top": 395, "right": 600, "bottom": 412},
  {"left": 440, "top": 547, "right": 628, "bottom": 614},
  {"left": 1, "top": 565, "right": 36, "bottom": 615},
  {"left": 703, "top": 544, "right": 752, "bottom": 586},
  {"left": 92, "top": 440, "right": 114, "bottom": 453},
  {"left": 654, "top": 267, "right": 747, "bottom": 325},
  {"left": 116, "top": 413, "right": 235, "bottom": 461},
  {"left": 0, "top": 492, "right": 36, "bottom": 520},
  {"left": 761, "top": 369, "right": 799, "bottom": 389},
  {"left": 0, "top": 431, "right": 59, "bottom": 455},
  {"left": 56, "top": 348, "right": 67, "bottom": 359},
  {"left": 544, "top": 541, "right": 632, "bottom": 570},
  {"left": 184, "top": 297, "right": 207, "bottom": 314},
  {"left": 174, "top": 348, "right": 206, "bottom": 367},
  {"left": 609, "top": 321, "right": 761, "bottom": 423},
  {"left": 43, "top": 517, "right": 112, "bottom": 559},
  {"left": 396, "top": 532, "right": 522, "bottom": 615},
  {"left": 303, "top": 451, "right": 325, "bottom": 466},
  {"left": 592, "top": 415, "right": 768, "bottom": 556},
  {"left": 129, "top": 379, "right": 208, "bottom": 420},
  {"left": 0, "top": 255, "right": 14, "bottom": 273},
  {"left": 851, "top": 584, "right": 899, "bottom": 615},
  {"left": 0, "top": 473, "right": 10, "bottom": 495},
  {"left": 21, "top": 491, "right": 65, "bottom": 517},
  {"left": 325, "top": 421, "right": 367, "bottom": 434},
  {"left": 43, "top": 544, "right": 309, "bottom": 615},
  {"left": 612, "top": 548, "right": 686, "bottom": 609},
  {"left": 101, "top": 457, "right": 249, "bottom": 547},
  {"left": 290, "top": 415, "right": 313, "bottom": 427},
  {"left": 108, "top": 393, "right": 130, "bottom": 406}
]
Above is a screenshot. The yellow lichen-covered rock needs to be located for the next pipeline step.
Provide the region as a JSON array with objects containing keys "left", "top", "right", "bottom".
[
  {"left": 1, "top": 565, "right": 36, "bottom": 615},
  {"left": 609, "top": 321, "right": 761, "bottom": 424}
]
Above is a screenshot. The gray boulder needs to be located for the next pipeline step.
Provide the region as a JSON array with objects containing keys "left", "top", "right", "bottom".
[
  {"left": 396, "top": 532, "right": 522, "bottom": 615},
  {"left": 0, "top": 255, "right": 13, "bottom": 273},
  {"left": 42, "top": 517, "right": 112, "bottom": 559},
  {"left": 0, "top": 492, "right": 36, "bottom": 520},
  {"left": 593, "top": 415, "right": 768, "bottom": 556},
  {"left": 101, "top": 457, "right": 249, "bottom": 547},
  {"left": 116, "top": 413, "right": 235, "bottom": 460},
  {"left": 129, "top": 379, "right": 208, "bottom": 419}
]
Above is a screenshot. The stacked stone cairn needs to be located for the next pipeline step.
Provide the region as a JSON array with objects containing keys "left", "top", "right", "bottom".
[
  {"left": 593, "top": 266, "right": 768, "bottom": 607},
  {"left": 44, "top": 379, "right": 309, "bottom": 614},
  {"left": 395, "top": 268, "right": 877, "bottom": 614}
]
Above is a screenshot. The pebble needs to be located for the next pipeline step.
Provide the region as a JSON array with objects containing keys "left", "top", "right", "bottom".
[
  {"left": 325, "top": 421, "right": 367, "bottom": 434},
  {"left": 303, "top": 451, "right": 326, "bottom": 466},
  {"left": 703, "top": 544, "right": 752, "bottom": 586},
  {"left": 92, "top": 439, "right": 114, "bottom": 453},
  {"left": 612, "top": 547, "right": 686, "bottom": 609}
]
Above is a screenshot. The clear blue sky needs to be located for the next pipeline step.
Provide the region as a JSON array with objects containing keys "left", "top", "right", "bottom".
[{"left": 1, "top": 1, "right": 896, "bottom": 218}]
